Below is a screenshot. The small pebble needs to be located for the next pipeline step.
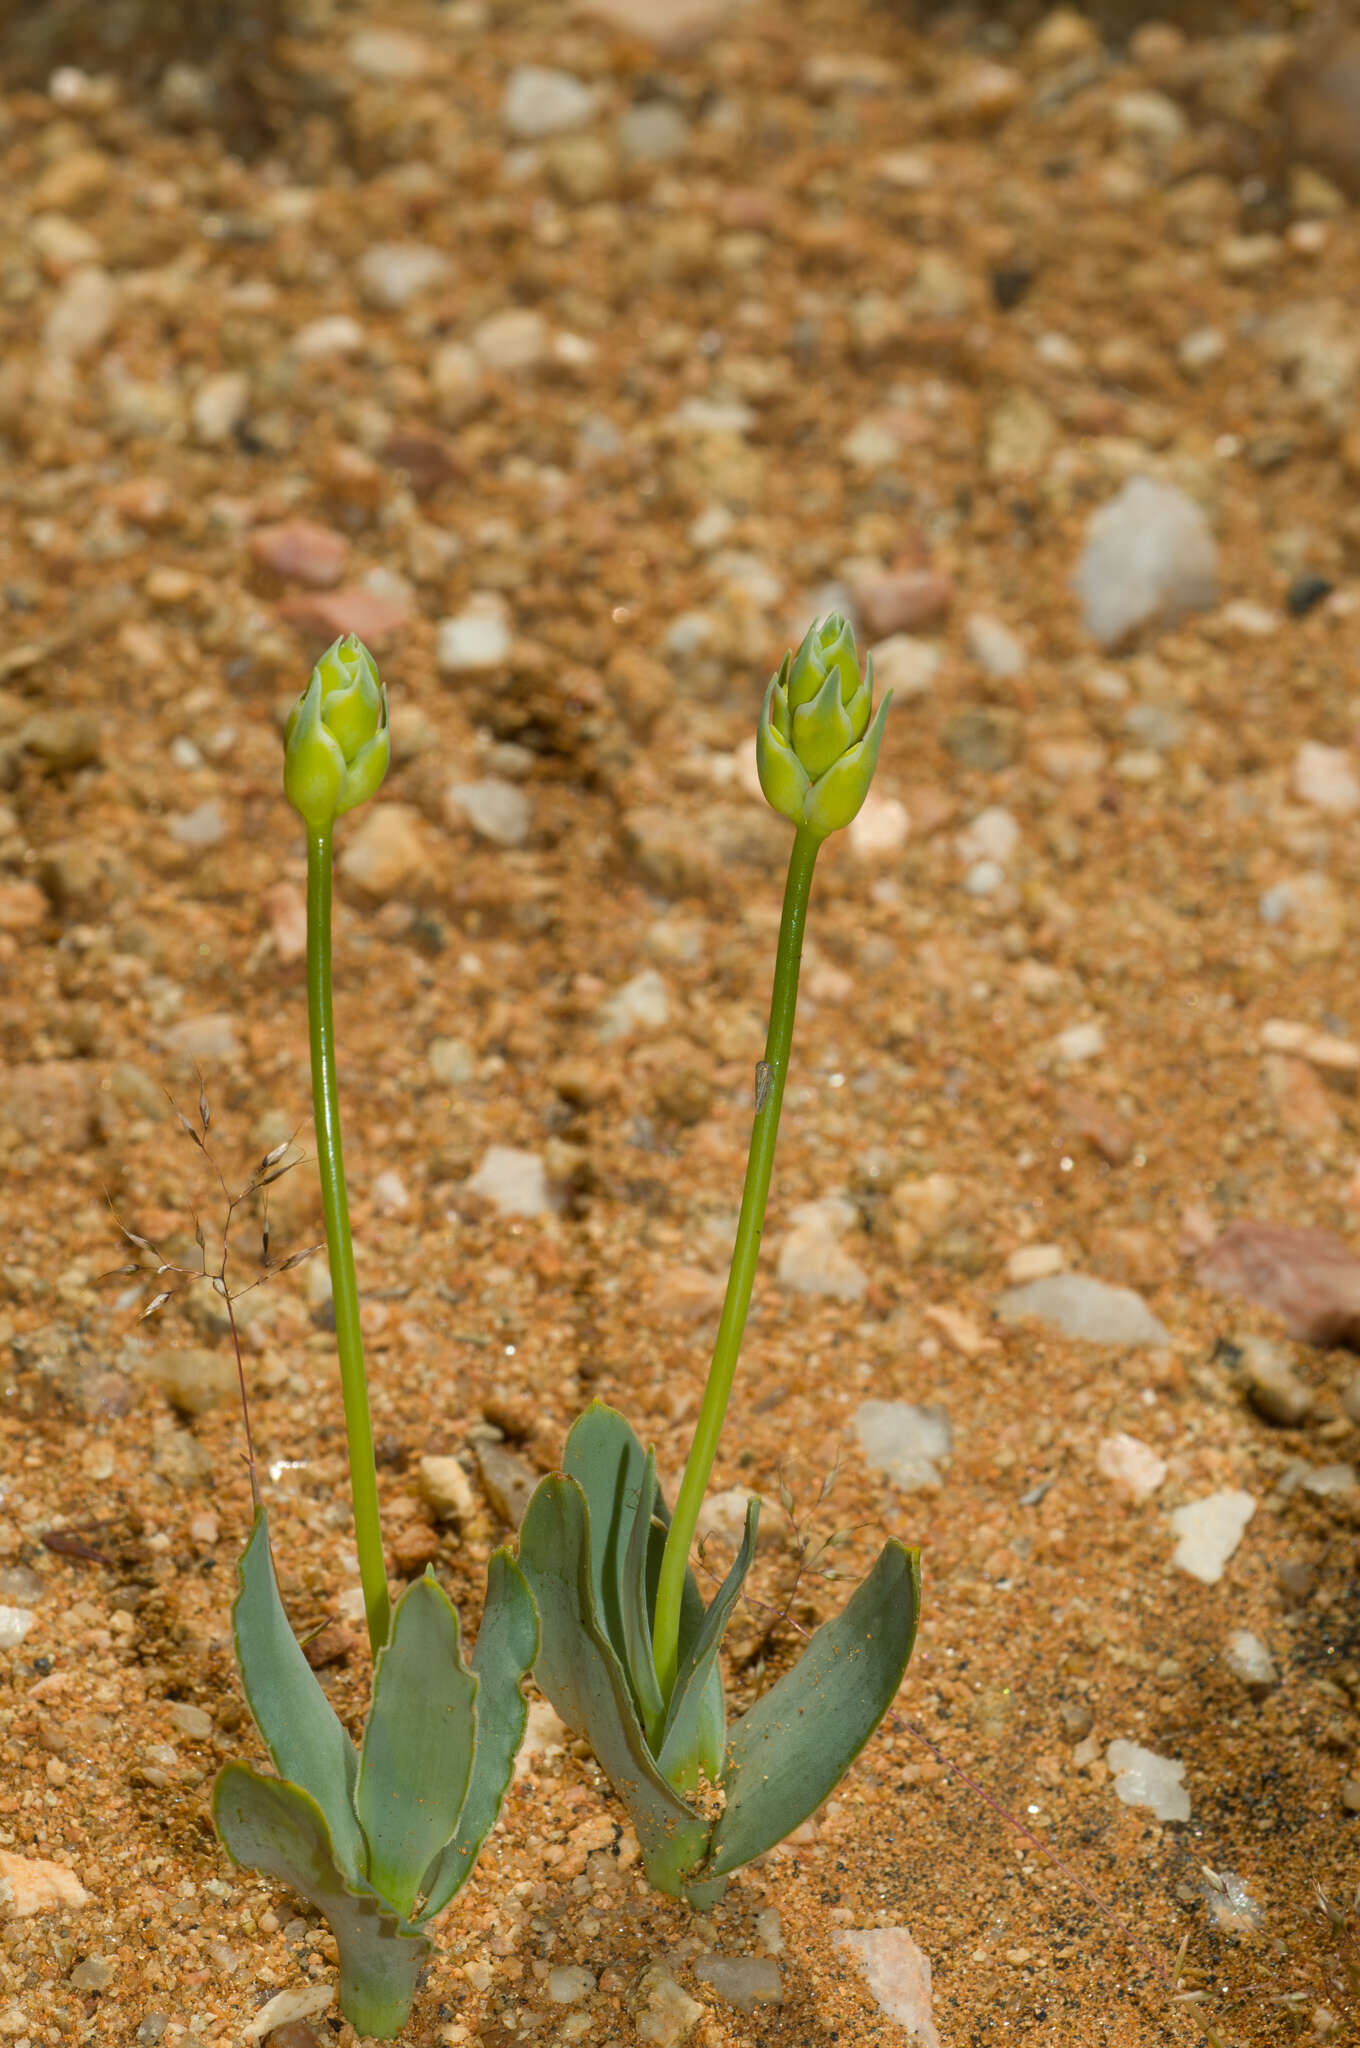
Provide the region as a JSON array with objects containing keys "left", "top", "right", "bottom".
[
  {"left": 1223, "top": 1629, "right": 1278, "bottom": 1697},
  {"left": 1095, "top": 1433, "right": 1167, "bottom": 1502},
  {"left": 854, "top": 1400, "right": 952, "bottom": 1491},
  {"left": 446, "top": 777, "right": 532, "bottom": 848},
  {"left": 1106, "top": 1739, "right": 1189, "bottom": 1821},
  {"left": 1170, "top": 1490, "right": 1255, "bottom": 1584},
  {"left": 465, "top": 1146, "right": 553, "bottom": 1218},
  {"left": 503, "top": 66, "right": 598, "bottom": 141}
]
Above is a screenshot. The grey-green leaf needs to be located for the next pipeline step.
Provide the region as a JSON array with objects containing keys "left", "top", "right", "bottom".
[
  {"left": 561, "top": 1401, "right": 648, "bottom": 1658},
  {"left": 230, "top": 1507, "right": 366, "bottom": 1881},
  {"left": 356, "top": 1574, "right": 478, "bottom": 1920},
  {"left": 622, "top": 1448, "right": 665, "bottom": 1739},
  {"left": 701, "top": 1541, "right": 921, "bottom": 1883},
  {"left": 419, "top": 1548, "right": 538, "bottom": 1920},
  {"left": 519, "top": 1471, "right": 710, "bottom": 1896},
  {"left": 657, "top": 1498, "right": 759, "bottom": 1791},
  {"left": 213, "top": 1764, "right": 428, "bottom": 2041}
]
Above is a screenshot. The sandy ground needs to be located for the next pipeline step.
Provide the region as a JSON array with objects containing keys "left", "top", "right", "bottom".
[{"left": 0, "top": 3, "right": 1358, "bottom": 2044}]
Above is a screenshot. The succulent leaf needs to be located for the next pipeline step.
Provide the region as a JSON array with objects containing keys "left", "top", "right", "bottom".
[
  {"left": 356, "top": 1574, "right": 478, "bottom": 1921},
  {"left": 229, "top": 1508, "right": 366, "bottom": 1882},
  {"left": 213, "top": 1765, "right": 427, "bottom": 2040},
  {"left": 420, "top": 1550, "right": 538, "bottom": 1920}
]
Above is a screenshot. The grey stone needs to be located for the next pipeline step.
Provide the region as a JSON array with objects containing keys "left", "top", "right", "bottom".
[
  {"left": 854, "top": 1400, "right": 952, "bottom": 1491},
  {"left": 546, "top": 1966, "right": 595, "bottom": 2004},
  {"left": 503, "top": 66, "right": 598, "bottom": 142},
  {"left": 1223, "top": 1629, "right": 1278, "bottom": 1697},
  {"left": 692, "top": 1956, "right": 782, "bottom": 2013},
  {"left": 632, "top": 1965, "right": 704, "bottom": 2047},
  {"left": 597, "top": 968, "right": 669, "bottom": 1041},
  {"left": 777, "top": 1195, "right": 868, "bottom": 1302},
  {"left": 1073, "top": 477, "right": 1218, "bottom": 648},
  {"left": 356, "top": 242, "right": 454, "bottom": 311},
  {"left": 446, "top": 777, "right": 532, "bottom": 848},
  {"left": 136, "top": 1347, "right": 238, "bottom": 1418},
  {"left": 161, "top": 1013, "right": 240, "bottom": 1063},
  {"left": 617, "top": 101, "right": 690, "bottom": 163},
  {"left": 474, "top": 1443, "right": 538, "bottom": 1529},
  {"left": 996, "top": 1272, "right": 1169, "bottom": 1347},
  {"left": 168, "top": 1702, "right": 213, "bottom": 1740},
  {"left": 1239, "top": 1336, "right": 1313, "bottom": 1425}
]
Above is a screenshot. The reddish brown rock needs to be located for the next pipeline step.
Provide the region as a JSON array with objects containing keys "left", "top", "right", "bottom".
[
  {"left": 1196, "top": 1222, "right": 1360, "bottom": 1349},
  {"left": 277, "top": 587, "right": 411, "bottom": 649},
  {"left": 853, "top": 569, "right": 953, "bottom": 639},
  {"left": 1055, "top": 1088, "right": 1135, "bottom": 1168},
  {"left": 250, "top": 518, "right": 350, "bottom": 587}
]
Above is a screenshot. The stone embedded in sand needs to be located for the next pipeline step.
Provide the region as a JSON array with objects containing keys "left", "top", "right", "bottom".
[
  {"left": 834, "top": 1927, "right": 940, "bottom": 2047},
  {"left": 632, "top": 1963, "right": 705, "bottom": 2047},
  {"left": 356, "top": 241, "right": 453, "bottom": 310},
  {"left": 0, "top": 1608, "right": 34, "bottom": 1650},
  {"left": 137, "top": 1346, "right": 237, "bottom": 1418},
  {"left": 1169, "top": 1489, "right": 1255, "bottom": 1584},
  {"left": 336, "top": 803, "right": 426, "bottom": 900},
  {"left": 446, "top": 777, "right": 532, "bottom": 848},
  {"left": 1106, "top": 1740, "right": 1190, "bottom": 1823},
  {"left": 1294, "top": 740, "right": 1360, "bottom": 815},
  {"left": 502, "top": 66, "right": 598, "bottom": 142},
  {"left": 1073, "top": 476, "right": 1217, "bottom": 648},
  {"left": 1095, "top": 1432, "right": 1167, "bottom": 1503},
  {"left": 692, "top": 1955, "right": 783, "bottom": 2013},
  {"left": 995, "top": 1272, "right": 1169, "bottom": 1347},
  {"left": 417, "top": 1455, "right": 476, "bottom": 1526},
  {"left": 250, "top": 518, "right": 350, "bottom": 588},
  {"left": 854, "top": 1400, "right": 952, "bottom": 1492},
  {"left": 1196, "top": 1221, "right": 1360, "bottom": 1347},
  {"left": 547, "top": 1965, "right": 596, "bottom": 2004},
  {"left": 777, "top": 1195, "right": 868, "bottom": 1302},
  {"left": 597, "top": 968, "right": 669, "bottom": 1042},
  {"left": 0, "top": 1849, "right": 89, "bottom": 1918},
  {"left": 242, "top": 1982, "right": 334, "bottom": 2041},
  {"left": 465, "top": 1145, "right": 553, "bottom": 1218},
  {"left": 1223, "top": 1629, "right": 1278, "bottom": 1697}
]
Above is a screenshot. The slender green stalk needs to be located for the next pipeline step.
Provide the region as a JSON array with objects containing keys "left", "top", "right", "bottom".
[
  {"left": 306, "top": 826, "right": 390, "bottom": 1660},
  {"left": 652, "top": 825, "right": 821, "bottom": 1706}
]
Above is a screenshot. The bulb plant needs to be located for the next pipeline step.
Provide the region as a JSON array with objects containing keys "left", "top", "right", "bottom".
[
  {"left": 211, "top": 637, "right": 538, "bottom": 2040},
  {"left": 519, "top": 614, "right": 921, "bottom": 1904}
]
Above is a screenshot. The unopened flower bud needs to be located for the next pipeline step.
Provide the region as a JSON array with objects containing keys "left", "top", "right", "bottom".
[
  {"left": 283, "top": 635, "right": 389, "bottom": 831},
  {"left": 756, "top": 615, "right": 889, "bottom": 838}
]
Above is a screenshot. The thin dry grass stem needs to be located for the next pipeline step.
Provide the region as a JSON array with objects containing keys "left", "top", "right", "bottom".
[{"left": 102, "top": 1082, "right": 321, "bottom": 1517}]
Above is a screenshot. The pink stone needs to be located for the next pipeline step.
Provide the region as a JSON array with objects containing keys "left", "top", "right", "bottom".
[
  {"left": 251, "top": 518, "right": 350, "bottom": 588},
  {"left": 1196, "top": 1221, "right": 1360, "bottom": 1348},
  {"left": 853, "top": 569, "right": 952, "bottom": 639},
  {"left": 277, "top": 587, "right": 411, "bottom": 649}
]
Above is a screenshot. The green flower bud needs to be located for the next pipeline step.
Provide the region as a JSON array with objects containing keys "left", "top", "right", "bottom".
[
  {"left": 283, "top": 635, "right": 390, "bottom": 831},
  {"left": 756, "top": 615, "right": 890, "bottom": 839}
]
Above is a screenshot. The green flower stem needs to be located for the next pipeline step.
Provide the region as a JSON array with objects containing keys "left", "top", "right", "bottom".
[
  {"left": 306, "top": 826, "right": 391, "bottom": 1661},
  {"left": 652, "top": 825, "right": 821, "bottom": 1707}
]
